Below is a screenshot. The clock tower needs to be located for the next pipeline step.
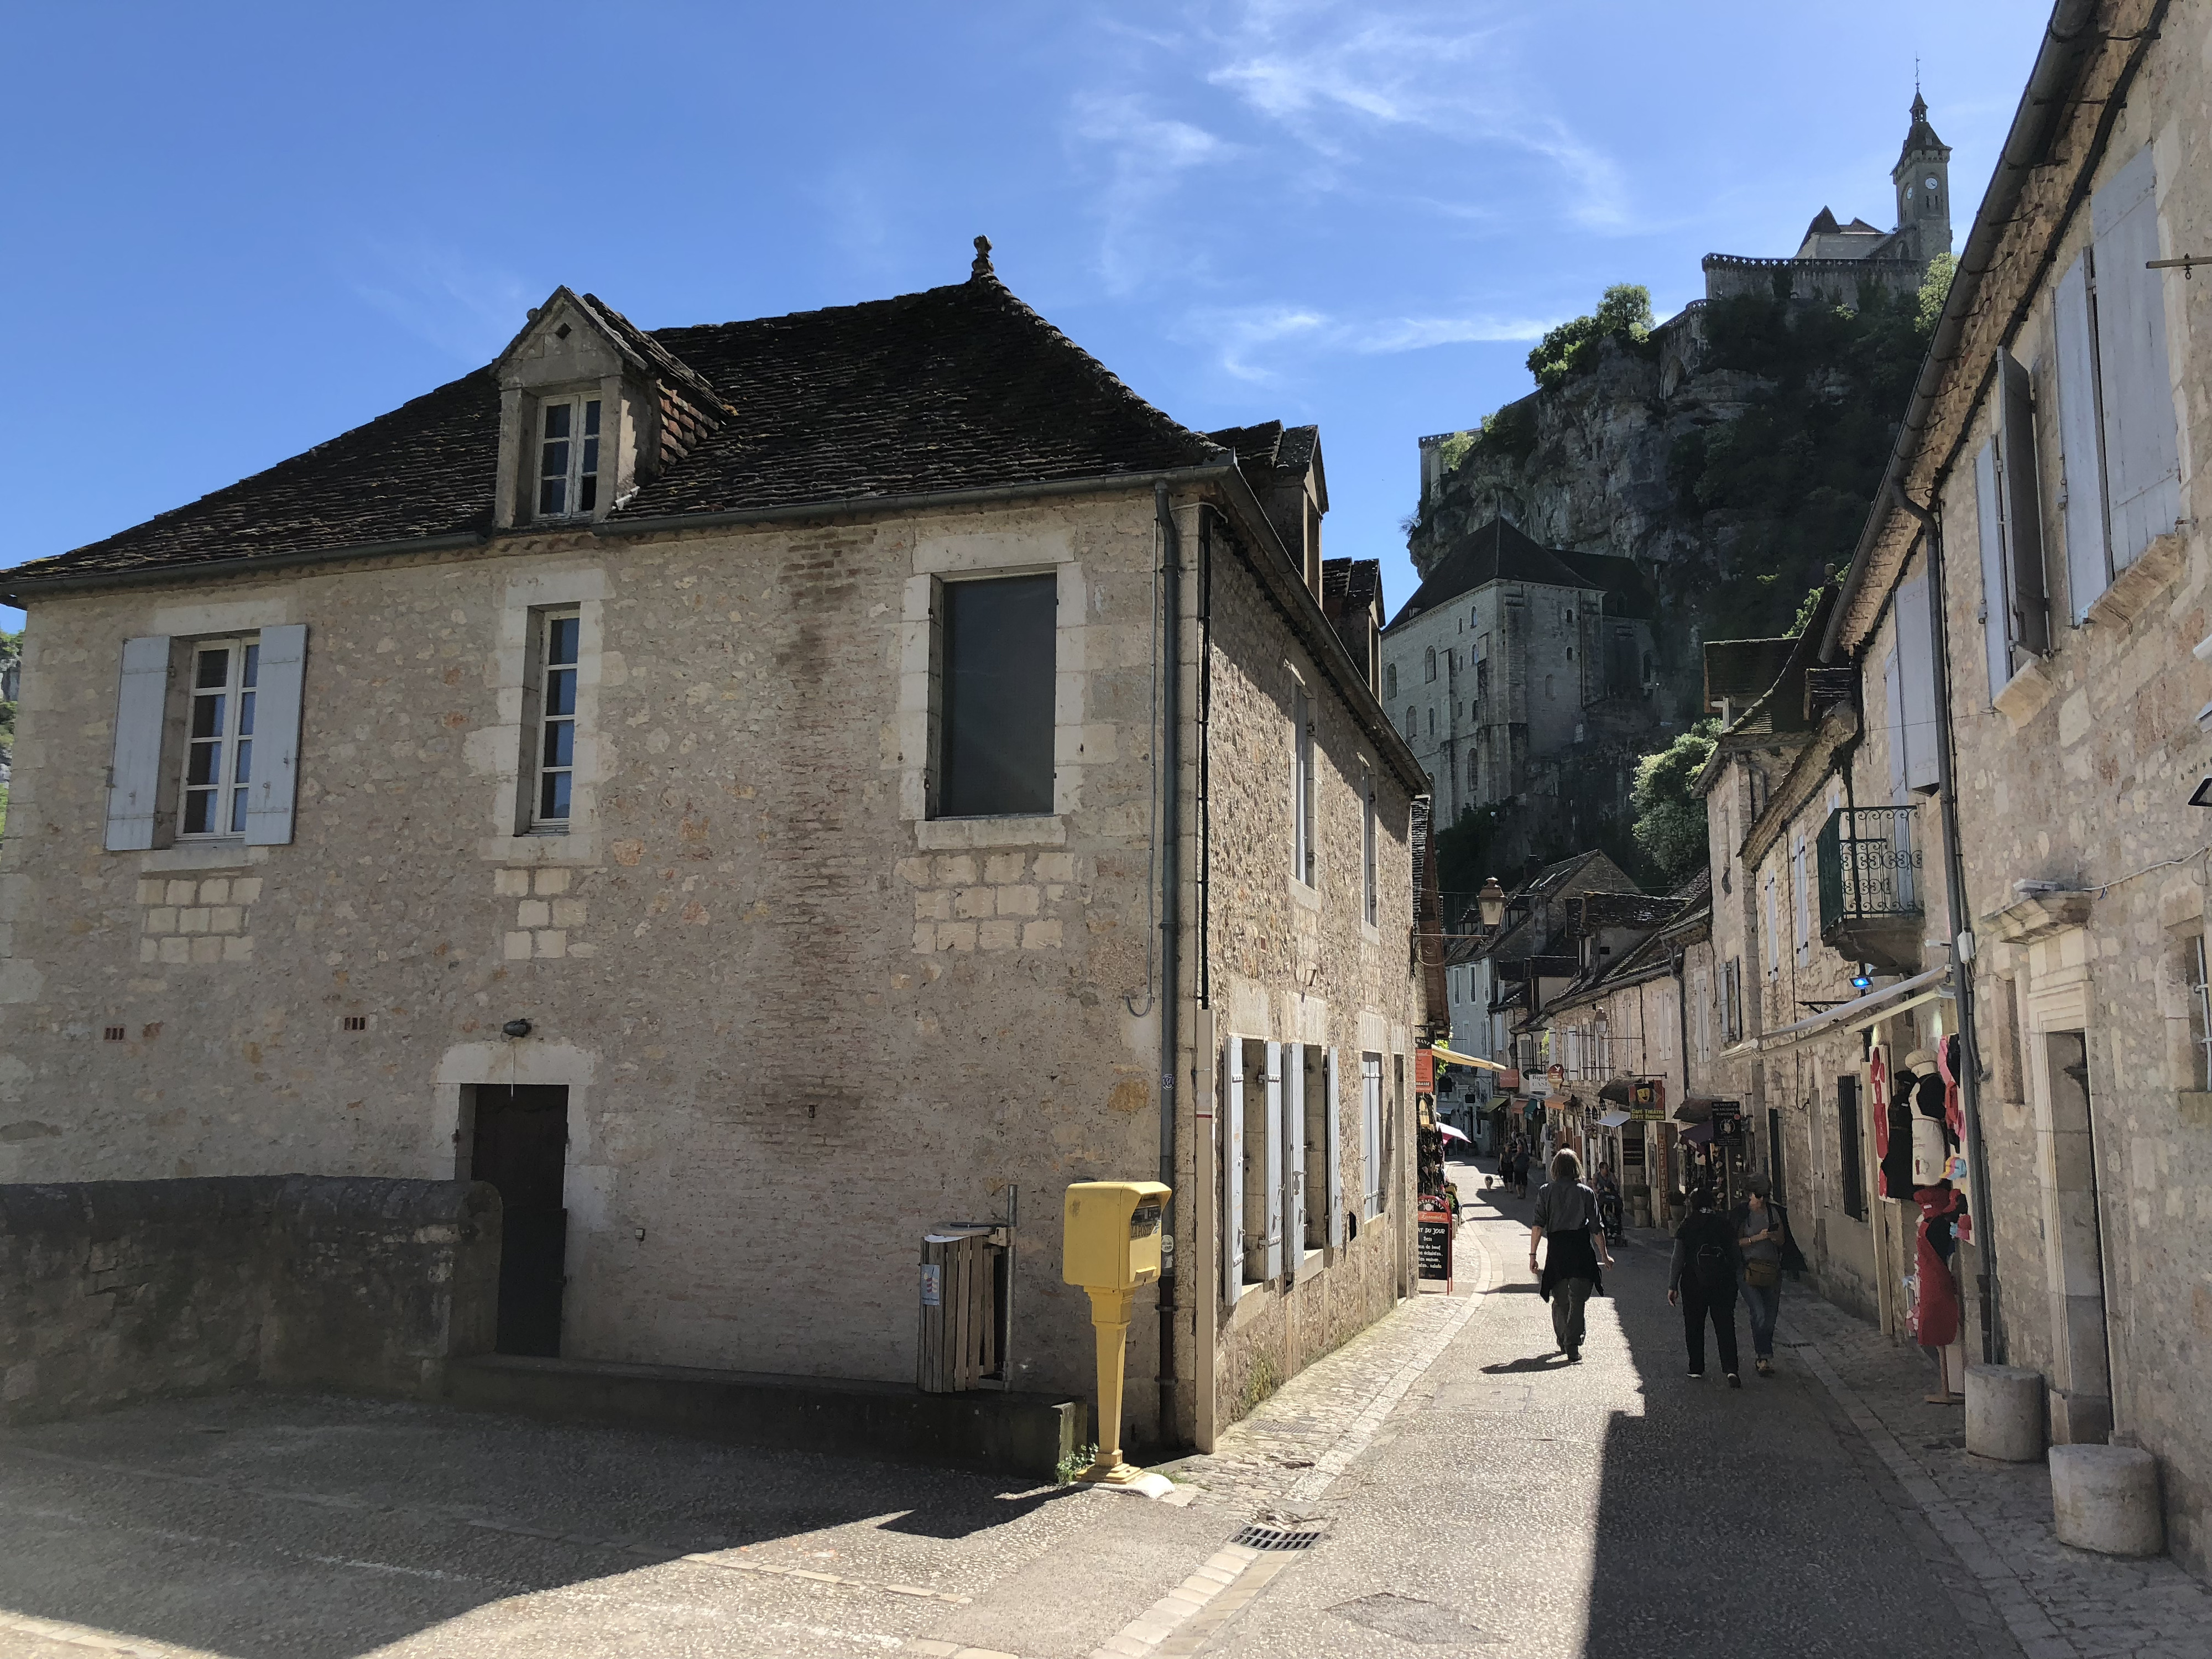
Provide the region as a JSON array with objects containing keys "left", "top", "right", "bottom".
[{"left": 1892, "top": 90, "right": 1953, "bottom": 260}]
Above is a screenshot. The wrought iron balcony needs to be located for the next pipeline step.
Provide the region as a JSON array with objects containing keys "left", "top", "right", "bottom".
[{"left": 1817, "top": 806, "right": 1924, "bottom": 972}]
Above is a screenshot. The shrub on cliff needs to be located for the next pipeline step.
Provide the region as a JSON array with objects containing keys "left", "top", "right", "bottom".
[
  {"left": 1525, "top": 284, "right": 1655, "bottom": 390},
  {"left": 1630, "top": 719, "right": 1719, "bottom": 885}
]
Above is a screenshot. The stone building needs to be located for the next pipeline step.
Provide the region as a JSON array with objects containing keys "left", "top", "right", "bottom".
[
  {"left": 1701, "top": 91, "right": 1954, "bottom": 305},
  {"left": 1695, "top": 0, "right": 2212, "bottom": 1574},
  {"left": 0, "top": 247, "right": 1429, "bottom": 1451},
  {"left": 1379, "top": 519, "right": 1657, "bottom": 830}
]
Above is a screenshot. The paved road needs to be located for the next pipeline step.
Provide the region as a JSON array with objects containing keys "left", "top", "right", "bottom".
[
  {"left": 9, "top": 1159, "right": 2201, "bottom": 1657},
  {"left": 1190, "top": 1174, "right": 2022, "bottom": 1659}
]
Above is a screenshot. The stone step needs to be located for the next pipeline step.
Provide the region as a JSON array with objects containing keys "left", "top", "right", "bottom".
[{"left": 448, "top": 1353, "right": 1086, "bottom": 1480}]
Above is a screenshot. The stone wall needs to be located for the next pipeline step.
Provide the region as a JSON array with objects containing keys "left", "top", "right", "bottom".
[
  {"left": 0, "top": 1174, "right": 499, "bottom": 1422},
  {"left": 0, "top": 482, "right": 1422, "bottom": 1449},
  {"left": 1198, "top": 520, "right": 1420, "bottom": 1433}
]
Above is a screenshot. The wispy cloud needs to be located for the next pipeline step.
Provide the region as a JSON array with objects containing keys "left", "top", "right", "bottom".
[
  {"left": 348, "top": 242, "right": 539, "bottom": 364},
  {"left": 1185, "top": 301, "right": 1553, "bottom": 383},
  {"left": 1070, "top": 92, "right": 1242, "bottom": 292}
]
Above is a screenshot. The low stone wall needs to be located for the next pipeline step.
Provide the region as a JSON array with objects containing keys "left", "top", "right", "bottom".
[{"left": 0, "top": 1175, "right": 500, "bottom": 1423}]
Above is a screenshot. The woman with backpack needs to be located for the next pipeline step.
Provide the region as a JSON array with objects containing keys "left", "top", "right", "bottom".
[
  {"left": 1668, "top": 1187, "right": 1743, "bottom": 1386},
  {"left": 1732, "top": 1177, "right": 1790, "bottom": 1376}
]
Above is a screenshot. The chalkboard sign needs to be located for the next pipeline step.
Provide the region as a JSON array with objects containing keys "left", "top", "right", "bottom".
[
  {"left": 1623, "top": 1140, "right": 1646, "bottom": 1167},
  {"left": 1416, "top": 1198, "right": 1453, "bottom": 1288}
]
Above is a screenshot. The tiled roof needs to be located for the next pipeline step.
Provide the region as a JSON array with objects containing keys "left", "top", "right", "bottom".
[
  {"left": 1207, "top": 420, "right": 1323, "bottom": 507},
  {"left": 1567, "top": 892, "right": 1689, "bottom": 934},
  {"left": 1387, "top": 519, "right": 1610, "bottom": 628},
  {"left": 6, "top": 270, "right": 1228, "bottom": 587}
]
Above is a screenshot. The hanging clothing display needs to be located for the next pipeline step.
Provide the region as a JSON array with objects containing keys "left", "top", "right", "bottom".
[{"left": 1909, "top": 1184, "right": 1965, "bottom": 1348}]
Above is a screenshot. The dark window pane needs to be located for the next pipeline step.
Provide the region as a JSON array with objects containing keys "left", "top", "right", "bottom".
[
  {"left": 540, "top": 439, "right": 568, "bottom": 480},
  {"left": 542, "top": 720, "right": 573, "bottom": 768},
  {"left": 183, "top": 789, "right": 213, "bottom": 835},
  {"left": 541, "top": 771, "right": 571, "bottom": 820},
  {"left": 546, "top": 667, "right": 576, "bottom": 717},
  {"left": 238, "top": 689, "right": 255, "bottom": 737},
  {"left": 195, "top": 649, "right": 229, "bottom": 690},
  {"left": 539, "top": 478, "right": 566, "bottom": 516},
  {"left": 542, "top": 403, "right": 571, "bottom": 440},
  {"left": 578, "top": 474, "right": 597, "bottom": 512},
  {"left": 242, "top": 644, "right": 259, "bottom": 688},
  {"left": 229, "top": 787, "right": 249, "bottom": 834},
  {"left": 233, "top": 739, "right": 252, "bottom": 785},
  {"left": 191, "top": 695, "right": 225, "bottom": 739},
  {"left": 547, "top": 616, "right": 579, "bottom": 666},
  {"left": 583, "top": 399, "right": 600, "bottom": 436},
  {"left": 187, "top": 740, "right": 221, "bottom": 786},
  {"left": 938, "top": 574, "right": 1055, "bottom": 818},
  {"left": 581, "top": 437, "right": 599, "bottom": 477}
]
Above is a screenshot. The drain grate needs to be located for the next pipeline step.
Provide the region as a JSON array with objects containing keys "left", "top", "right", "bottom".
[{"left": 1231, "top": 1524, "right": 1323, "bottom": 1552}]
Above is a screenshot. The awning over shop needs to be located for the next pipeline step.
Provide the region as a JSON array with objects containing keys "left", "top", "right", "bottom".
[
  {"left": 1674, "top": 1098, "right": 1717, "bottom": 1124},
  {"left": 1431, "top": 1045, "right": 1510, "bottom": 1072},
  {"left": 1738, "top": 964, "right": 1953, "bottom": 1052},
  {"left": 1595, "top": 1109, "right": 1632, "bottom": 1129},
  {"left": 1598, "top": 1078, "right": 1634, "bottom": 1105}
]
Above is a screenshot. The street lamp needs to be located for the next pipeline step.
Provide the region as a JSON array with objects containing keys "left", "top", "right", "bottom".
[{"left": 1477, "top": 876, "right": 1506, "bottom": 931}]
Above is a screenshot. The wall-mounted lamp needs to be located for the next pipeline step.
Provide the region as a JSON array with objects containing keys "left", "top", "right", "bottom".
[{"left": 1477, "top": 876, "right": 1507, "bottom": 930}]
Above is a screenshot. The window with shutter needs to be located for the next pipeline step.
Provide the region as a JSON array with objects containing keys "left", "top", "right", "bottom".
[
  {"left": 1882, "top": 649, "right": 1908, "bottom": 802},
  {"left": 1974, "top": 440, "right": 2013, "bottom": 699},
  {"left": 1325, "top": 1049, "right": 1345, "bottom": 1249},
  {"left": 1895, "top": 579, "right": 1939, "bottom": 792},
  {"left": 2052, "top": 255, "right": 2110, "bottom": 620},
  {"left": 2090, "top": 146, "right": 2181, "bottom": 569},
  {"left": 1999, "top": 352, "right": 2049, "bottom": 656},
  {"left": 1284, "top": 1042, "right": 1307, "bottom": 1266},
  {"left": 1360, "top": 1053, "right": 1384, "bottom": 1219},
  {"left": 1262, "top": 1042, "right": 1285, "bottom": 1280},
  {"left": 1223, "top": 1042, "right": 1245, "bottom": 1307}
]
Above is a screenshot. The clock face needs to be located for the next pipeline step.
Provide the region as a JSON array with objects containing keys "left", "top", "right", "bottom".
[{"left": 1926, "top": 176, "right": 1939, "bottom": 191}]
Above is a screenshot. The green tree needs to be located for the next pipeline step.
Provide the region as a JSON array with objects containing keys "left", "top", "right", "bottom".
[
  {"left": 1630, "top": 719, "right": 1720, "bottom": 885},
  {"left": 1434, "top": 805, "right": 1499, "bottom": 922},
  {"left": 1525, "top": 284, "right": 1654, "bottom": 390}
]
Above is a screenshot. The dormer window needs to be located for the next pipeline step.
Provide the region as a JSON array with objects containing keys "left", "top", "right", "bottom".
[{"left": 537, "top": 397, "right": 601, "bottom": 518}]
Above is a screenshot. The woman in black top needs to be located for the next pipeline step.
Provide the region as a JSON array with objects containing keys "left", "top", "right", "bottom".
[{"left": 1668, "top": 1187, "right": 1744, "bottom": 1386}]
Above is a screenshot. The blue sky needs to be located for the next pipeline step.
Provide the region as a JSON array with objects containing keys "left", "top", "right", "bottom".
[{"left": 1, "top": 1, "right": 2051, "bottom": 635}]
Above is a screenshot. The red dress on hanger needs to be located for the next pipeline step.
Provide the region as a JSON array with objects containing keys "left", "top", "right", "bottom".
[{"left": 1910, "top": 1185, "right": 1964, "bottom": 1348}]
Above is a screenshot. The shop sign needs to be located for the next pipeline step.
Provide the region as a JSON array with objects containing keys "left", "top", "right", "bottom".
[
  {"left": 1416, "top": 1196, "right": 1454, "bottom": 1291},
  {"left": 1623, "top": 1139, "right": 1646, "bottom": 1167}
]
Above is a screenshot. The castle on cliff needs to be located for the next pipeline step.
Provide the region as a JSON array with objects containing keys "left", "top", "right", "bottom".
[{"left": 1702, "top": 92, "right": 1953, "bottom": 304}]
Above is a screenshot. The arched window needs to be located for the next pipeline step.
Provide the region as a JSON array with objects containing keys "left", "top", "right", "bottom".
[
  {"left": 1424, "top": 647, "right": 1437, "bottom": 682},
  {"left": 1427, "top": 708, "right": 1436, "bottom": 737},
  {"left": 1404, "top": 706, "right": 1417, "bottom": 739},
  {"left": 1468, "top": 752, "right": 1479, "bottom": 791},
  {"left": 1385, "top": 663, "right": 1398, "bottom": 699}
]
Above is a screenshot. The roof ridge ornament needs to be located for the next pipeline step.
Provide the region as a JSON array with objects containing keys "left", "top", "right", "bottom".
[{"left": 972, "top": 234, "right": 994, "bottom": 279}]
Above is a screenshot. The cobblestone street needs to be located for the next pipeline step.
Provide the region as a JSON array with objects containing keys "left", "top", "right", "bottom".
[{"left": 3, "top": 1161, "right": 2208, "bottom": 1659}]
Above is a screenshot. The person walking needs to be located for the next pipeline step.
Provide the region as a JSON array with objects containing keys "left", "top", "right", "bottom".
[
  {"left": 1529, "top": 1147, "right": 1615, "bottom": 1362},
  {"left": 1734, "top": 1177, "right": 1785, "bottom": 1376},
  {"left": 1669, "top": 1187, "right": 1743, "bottom": 1386},
  {"left": 1513, "top": 1142, "right": 1532, "bottom": 1198}
]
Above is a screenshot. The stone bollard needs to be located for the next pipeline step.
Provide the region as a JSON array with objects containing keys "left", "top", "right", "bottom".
[
  {"left": 2050, "top": 1444, "right": 2163, "bottom": 1557},
  {"left": 1965, "top": 1364, "right": 2044, "bottom": 1462}
]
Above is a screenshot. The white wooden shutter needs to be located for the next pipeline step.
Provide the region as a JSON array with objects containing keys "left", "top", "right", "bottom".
[
  {"left": 244, "top": 623, "right": 308, "bottom": 846},
  {"left": 1262, "top": 1041, "right": 1284, "bottom": 1281},
  {"left": 1223, "top": 1041, "right": 1244, "bottom": 1307},
  {"left": 2091, "top": 146, "right": 2181, "bottom": 569},
  {"left": 2052, "top": 254, "right": 2109, "bottom": 620},
  {"left": 1998, "top": 353, "right": 2049, "bottom": 656},
  {"left": 1326, "top": 1048, "right": 1344, "bottom": 1249},
  {"left": 1362, "top": 1057, "right": 1383, "bottom": 1219},
  {"left": 1895, "top": 578, "right": 1938, "bottom": 791},
  {"left": 1974, "top": 440, "right": 2012, "bottom": 700},
  {"left": 106, "top": 637, "right": 173, "bottom": 851},
  {"left": 1284, "top": 1042, "right": 1306, "bottom": 1267}
]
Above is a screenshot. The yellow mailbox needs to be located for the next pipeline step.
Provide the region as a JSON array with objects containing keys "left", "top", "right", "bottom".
[{"left": 1062, "top": 1180, "right": 1171, "bottom": 1485}]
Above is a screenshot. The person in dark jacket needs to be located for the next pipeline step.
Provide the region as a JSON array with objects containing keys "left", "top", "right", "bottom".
[
  {"left": 1512, "top": 1143, "right": 1532, "bottom": 1198},
  {"left": 1669, "top": 1186, "right": 1744, "bottom": 1386},
  {"left": 1529, "top": 1147, "right": 1616, "bottom": 1361}
]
